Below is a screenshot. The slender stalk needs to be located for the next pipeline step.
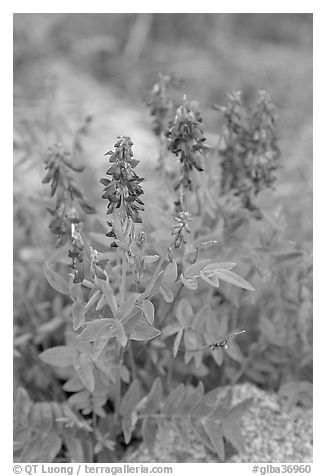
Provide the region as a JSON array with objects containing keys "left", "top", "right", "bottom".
[
  {"left": 113, "top": 349, "right": 123, "bottom": 427},
  {"left": 120, "top": 252, "right": 127, "bottom": 304},
  {"left": 128, "top": 341, "right": 137, "bottom": 380}
]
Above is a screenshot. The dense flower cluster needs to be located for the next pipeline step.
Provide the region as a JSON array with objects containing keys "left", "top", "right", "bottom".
[
  {"left": 166, "top": 97, "right": 209, "bottom": 193},
  {"left": 171, "top": 210, "right": 193, "bottom": 249},
  {"left": 100, "top": 136, "right": 145, "bottom": 224},
  {"left": 218, "top": 91, "right": 280, "bottom": 211},
  {"left": 42, "top": 143, "right": 96, "bottom": 248}
]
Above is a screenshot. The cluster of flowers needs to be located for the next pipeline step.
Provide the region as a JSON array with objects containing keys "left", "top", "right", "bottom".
[
  {"left": 43, "top": 143, "right": 105, "bottom": 283},
  {"left": 217, "top": 90, "right": 280, "bottom": 211},
  {"left": 42, "top": 143, "right": 96, "bottom": 248},
  {"left": 166, "top": 97, "right": 209, "bottom": 195},
  {"left": 100, "top": 135, "right": 145, "bottom": 225}
]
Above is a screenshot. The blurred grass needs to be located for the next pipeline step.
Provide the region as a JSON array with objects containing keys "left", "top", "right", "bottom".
[{"left": 13, "top": 13, "right": 312, "bottom": 246}]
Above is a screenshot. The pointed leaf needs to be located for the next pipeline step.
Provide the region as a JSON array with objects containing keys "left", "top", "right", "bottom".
[
  {"left": 222, "top": 417, "right": 245, "bottom": 453},
  {"left": 39, "top": 346, "right": 76, "bottom": 367},
  {"left": 77, "top": 318, "right": 115, "bottom": 341},
  {"left": 162, "top": 261, "right": 178, "bottom": 286},
  {"left": 141, "top": 378, "right": 163, "bottom": 415},
  {"left": 180, "top": 274, "right": 198, "bottom": 290},
  {"left": 116, "top": 293, "right": 140, "bottom": 320},
  {"left": 176, "top": 298, "right": 194, "bottom": 327},
  {"left": 120, "top": 380, "right": 142, "bottom": 416},
  {"left": 122, "top": 411, "right": 138, "bottom": 444},
  {"left": 72, "top": 301, "right": 86, "bottom": 330},
  {"left": 43, "top": 262, "right": 69, "bottom": 295},
  {"left": 142, "top": 299, "right": 155, "bottom": 325},
  {"left": 173, "top": 328, "right": 184, "bottom": 357},
  {"left": 162, "top": 384, "right": 185, "bottom": 416},
  {"left": 160, "top": 286, "right": 174, "bottom": 303},
  {"left": 93, "top": 324, "right": 113, "bottom": 358},
  {"left": 200, "top": 270, "right": 220, "bottom": 288},
  {"left": 184, "top": 259, "right": 212, "bottom": 278},
  {"left": 214, "top": 269, "right": 254, "bottom": 291},
  {"left": 112, "top": 320, "right": 128, "bottom": 347},
  {"left": 204, "top": 420, "right": 225, "bottom": 461},
  {"left": 63, "top": 376, "right": 84, "bottom": 392},
  {"left": 73, "top": 353, "right": 95, "bottom": 393},
  {"left": 130, "top": 321, "right": 161, "bottom": 341},
  {"left": 204, "top": 262, "right": 237, "bottom": 272}
]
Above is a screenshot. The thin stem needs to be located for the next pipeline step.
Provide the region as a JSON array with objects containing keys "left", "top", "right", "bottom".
[
  {"left": 128, "top": 341, "right": 137, "bottom": 380},
  {"left": 120, "top": 252, "right": 127, "bottom": 305},
  {"left": 113, "top": 350, "right": 122, "bottom": 427}
]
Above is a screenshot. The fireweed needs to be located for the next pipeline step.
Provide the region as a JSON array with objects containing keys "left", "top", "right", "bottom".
[{"left": 13, "top": 79, "right": 311, "bottom": 464}]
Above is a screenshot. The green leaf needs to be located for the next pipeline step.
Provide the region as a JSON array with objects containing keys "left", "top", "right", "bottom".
[
  {"left": 228, "top": 398, "right": 253, "bottom": 420},
  {"left": 173, "top": 328, "right": 184, "bottom": 357},
  {"left": 122, "top": 412, "right": 138, "bottom": 444},
  {"left": 162, "top": 261, "right": 178, "bottom": 286},
  {"left": 222, "top": 416, "right": 245, "bottom": 453},
  {"left": 77, "top": 318, "right": 115, "bottom": 341},
  {"left": 43, "top": 262, "right": 69, "bottom": 295},
  {"left": 184, "top": 259, "right": 211, "bottom": 278},
  {"left": 179, "top": 382, "right": 205, "bottom": 414},
  {"left": 73, "top": 353, "right": 95, "bottom": 393},
  {"left": 200, "top": 269, "right": 220, "bottom": 287},
  {"left": 120, "top": 380, "right": 142, "bottom": 416},
  {"left": 63, "top": 376, "right": 84, "bottom": 393},
  {"left": 213, "top": 269, "right": 254, "bottom": 291},
  {"left": 162, "top": 384, "right": 185, "bottom": 416},
  {"left": 159, "top": 286, "right": 174, "bottom": 303},
  {"left": 176, "top": 298, "right": 194, "bottom": 328},
  {"left": 112, "top": 320, "right": 128, "bottom": 347},
  {"left": 68, "top": 390, "right": 90, "bottom": 408},
  {"left": 204, "top": 420, "right": 225, "bottom": 461},
  {"left": 173, "top": 419, "right": 191, "bottom": 450},
  {"left": 141, "top": 378, "right": 163, "bottom": 415},
  {"left": 130, "top": 321, "right": 161, "bottom": 341},
  {"left": 39, "top": 346, "right": 76, "bottom": 367},
  {"left": 204, "top": 262, "right": 237, "bottom": 272},
  {"left": 141, "top": 417, "right": 158, "bottom": 452},
  {"left": 180, "top": 274, "right": 198, "bottom": 290},
  {"left": 93, "top": 324, "right": 113, "bottom": 359},
  {"left": 142, "top": 299, "right": 155, "bottom": 325},
  {"left": 224, "top": 341, "right": 244, "bottom": 362},
  {"left": 72, "top": 302, "right": 86, "bottom": 330},
  {"left": 116, "top": 293, "right": 140, "bottom": 320},
  {"left": 190, "top": 418, "right": 215, "bottom": 454},
  {"left": 85, "top": 289, "right": 101, "bottom": 310}
]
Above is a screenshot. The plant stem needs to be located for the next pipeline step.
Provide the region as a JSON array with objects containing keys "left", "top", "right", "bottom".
[
  {"left": 128, "top": 341, "right": 137, "bottom": 380},
  {"left": 120, "top": 252, "right": 127, "bottom": 304},
  {"left": 113, "top": 349, "right": 122, "bottom": 427}
]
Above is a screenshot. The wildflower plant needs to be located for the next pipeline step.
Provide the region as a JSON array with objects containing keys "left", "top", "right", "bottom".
[{"left": 13, "top": 76, "right": 311, "bottom": 464}]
